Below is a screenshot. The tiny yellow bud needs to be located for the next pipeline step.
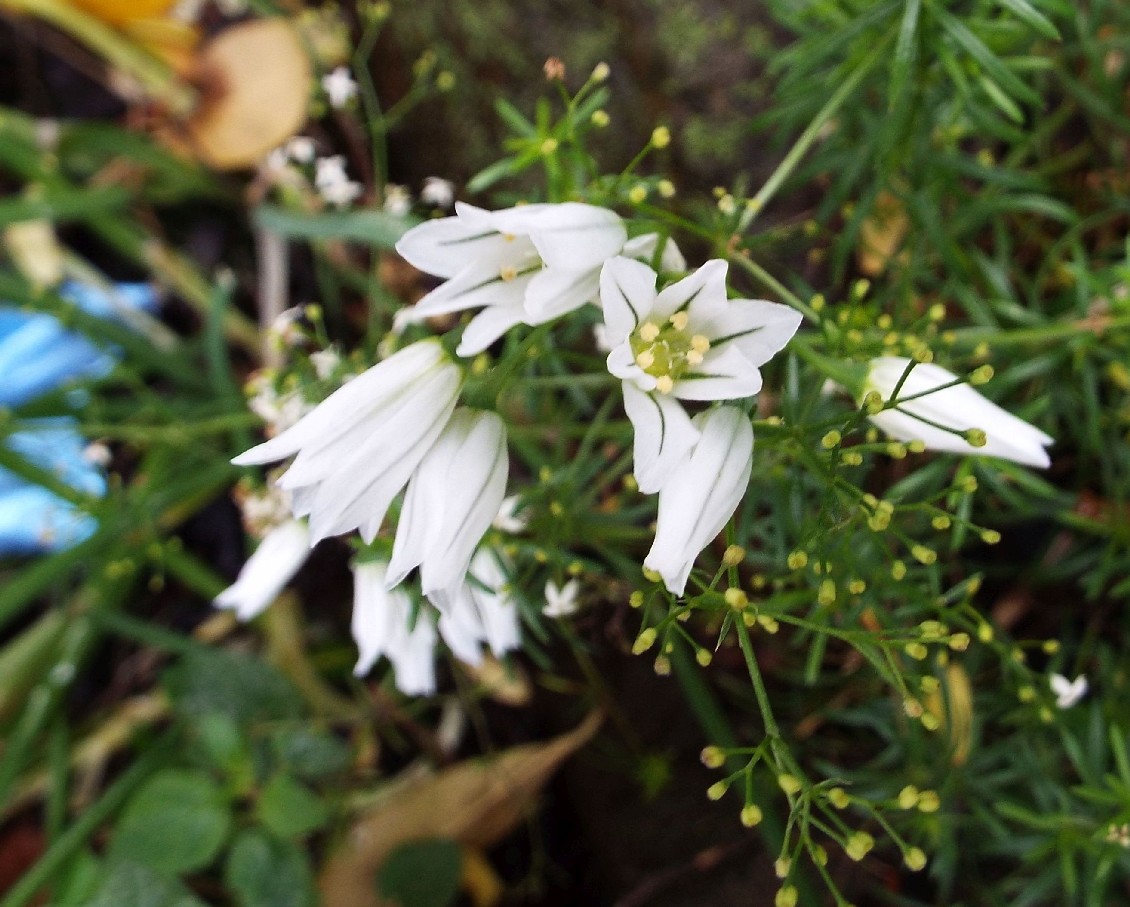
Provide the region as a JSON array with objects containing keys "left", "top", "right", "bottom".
[
  {"left": 969, "top": 364, "right": 994, "bottom": 385},
  {"left": 848, "top": 579, "right": 866, "bottom": 595},
  {"left": 845, "top": 831, "right": 874, "bottom": 861},
  {"left": 1018, "top": 685, "right": 1036, "bottom": 702},
  {"left": 724, "top": 588, "right": 749, "bottom": 610},
  {"left": 632, "top": 628, "right": 657, "bottom": 655},
  {"left": 964, "top": 428, "right": 987, "bottom": 447},
  {"left": 908, "top": 439, "right": 926, "bottom": 454},
  {"left": 898, "top": 785, "right": 920, "bottom": 809},
  {"left": 932, "top": 514, "right": 952, "bottom": 530},
  {"left": 590, "top": 109, "right": 611, "bottom": 128},
  {"left": 435, "top": 70, "right": 456, "bottom": 91},
  {"left": 722, "top": 544, "right": 745, "bottom": 567},
  {"left": 904, "top": 847, "right": 927, "bottom": 871},
  {"left": 842, "top": 451, "right": 864, "bottom": 466},
  {"left": 1042, "top": 639, "right": 1060, "bottom": 654},
  {"left": 775, "top": 886, "right": 798, "bottom": 907},
  {"left": 828, "top": 787, "right": 850, "bottom": 809},
  {"left": 653, "top": 655, "right": 671, "bottom": 675},
  {"left": 787, "top": 550, "right": 808, "bottom": 570},
  {"left": 628, "top": 184, "right": 648, "bottom": 205},
  {"left": 629, "top": 590, "right": 644, "bottom": 608},
  {"left": 740, "top": 804, "right": 763, "bottom": 827},
  {"left": 852, "top": 279, "right": 871, "bottom": 299},
  {"left": 777, "top": 774, "right": 802, "bottom": 796},
  {"left": 821, "top": 430, "right": 842, "bottom": 449},
  {"left": 948, "top": 632, "right": 970, "bottom": 651},
  {"left": 695, "top": 649, "right": 713, "bottom": 667},
  {"left": 774, "top": 858, "right": 791, "bottom": 879},
  {"left": 920, "top": 712, "right": 941, "bottom": 730},
  {"left": 700, "top": 746, "right": 726, "bottom": 769},
  {"left": 917, "top": 790, "right": 940, "bottom": 812},
  {"left": 905, "top": 642, "right": 928, "bottom": 660},
  {"left": 911, "top": 545, "right": 937, "bottom": 565},
  {"left": 977, "top": 622, "right": 993, "bottom": 642},
  {"left": 904, "top": 698, "right": 924, "bottom": 718},
  {"left": 928, "top": 303, "right": 946, "bottom": 321},
  {"left": 810, "top": 293, "right": 826, "bottom": 311},
  {"left": 891, "top": 560, "right": 907, "bottom": 580},
  {"left": 657, "top": 179, "right": 676, "bottom": 198},
  {"left": 642, "top": 567, "right": 662, "bottom": 583},
  {"left": 706, "top": 780, "right": 729, "bottom": 801},
  {"left": 539, "top": 138, "right": 559, "bottom": 155},
  {"left": 757, "top": 614, "right": 780, "bottom": 634},
  {"left": 651, "top": 126, "right": 671, "bottom": 148},
  {"left": 920, "top": 675, "right": 940, "bottom": 694},
  {"left": 818, "top": 579, "right": 837, "bottom": 607},
  {"left": 591, "top": 62, "right": 610, "bottom": 81},
  {"left": 980, "top": 529, "right": 1001, "bottom": 545}
]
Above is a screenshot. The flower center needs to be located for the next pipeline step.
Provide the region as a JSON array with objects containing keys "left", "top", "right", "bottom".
[{"left": 628, "top": 313, "right": 710, "bottom": 393}]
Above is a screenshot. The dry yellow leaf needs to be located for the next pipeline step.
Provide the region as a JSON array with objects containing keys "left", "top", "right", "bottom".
[
  {"left": 460, "top": 655, "right": 533, "bottom": 707},
  {"left": 857, "top": 190, "right": 909, "bottom": 276},
  {"left": 319, "top": 712, "right": 602, "bottom": 907},
  {"left": 3, "top": 220, "right": 64, "bottom": 289},
  {"left": 180, "top": 19, "right": 311, "bottom": 170}
]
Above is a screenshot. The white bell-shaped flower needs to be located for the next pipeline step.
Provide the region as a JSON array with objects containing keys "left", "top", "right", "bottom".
[
  {"left": 232, "top": 340, "right": 462, "bottom": 544},
  {"left": 864, "top": 356, "right": 1053, "bottom": 468},
  {"left": 352, "top": 561, "right": 437, "bottom": 696},
  {"left": 433, "top": 548, "right": 521, "bottom": 665}
]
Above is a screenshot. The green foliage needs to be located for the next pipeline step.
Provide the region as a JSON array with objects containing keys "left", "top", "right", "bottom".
[{"left": 376, "top": 839, "right": 463, "bottom": 907}]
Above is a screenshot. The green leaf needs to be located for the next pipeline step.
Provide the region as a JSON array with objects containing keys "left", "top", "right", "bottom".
[
  {"left": 0, "top": 187, "right": 130, "bottom": 227},
  {"left": 933, "top": 6, "right": 1041, "bottom": 106},
  {"left": 253, "top": 205, "right": 414, "bottom": 246},
  {"left": 376, "top": 839, "right": 462, "bottom": 907},
  {"left": 493, "top": 98, "right": 537, "bottom": 138},
  {"left": 225, "top": 830, "right": 316, "bottom": 907},
  {"left": 888, "top": 0, "right": 921, "bottom": 109},
  {"left": 257, "top": 774, "right": 330, "bottom": 839},
  {"left": 51, "top": 850, "right": 104, "bottom": 907},
  {"left": 466, "top": 156, "right": 524, "bottom": 194},
  {"left": 163, "top": 649, "right": 303, "bottom": 725},
  {"left": 266, "top": 726, "right": 351, "bottom": 780},
  {"left": 109, "top": 769, "right": 232, "bottom": 874},
  {"left": 994, "top": 0, "right": 1061, "bottom": 40},
  {"left": 84, "top": 860, "right": 209, "bottom": 907}
]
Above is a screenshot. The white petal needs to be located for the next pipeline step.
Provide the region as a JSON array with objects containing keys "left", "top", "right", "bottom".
[
  {"left": 651, "top": 259, "right": 728, "bottom": 322},
  {"left": 523, "top": 267, "right": 601, "bottom": 323},
  {"left": 644, "top": 406, "right": 753, "bottom": 595},
  {"left": 621, "top": 233, "right": 686, "bottom": 273},
  {"left": 672, "top": 345, "right": 763, "bottom": 401},
  {"left": 232, "top": 341, "right": 445, "bottom": 467},
  {"left": 494, "top": 202, "right": 626, "bottom": 270},
  {"left": 455, "top": 305, "right": 529, "bottom": 356},
  {"left": 606, "top": 343, "right": 656, "bottom": 389},
  {"left": 214, "top": 520, "right": 310, "bottom": 620},
  {"left": 691, "top": 298, "right": 802, "bottom": 368},
  {"left": 352, "top": 561, "right": 437, "bottom": 695},
  {"left": 599, "top": 256, "right": 657, "bottom": 344},
  {"left": 622, "top": 383, "right": 701, "bottom": 494},
  {"left": 395, "top": 209, "right": 513, "bottom": 279},
  {"left": 412, "top": 260, "right": 536, "bottom": 320}
]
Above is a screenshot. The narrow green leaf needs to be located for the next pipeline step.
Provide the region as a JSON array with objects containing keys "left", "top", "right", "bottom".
[
  {"left": 466, "top": 156, "right": 524, "bottom": 194},
  {"left": 995, "top": 0, "right": 1061, "bottom": 40},
  {"left": 493, "top": 98, "right": 537, "bottom": 138},
  {"left": 889, "top": 0, "right": 922, "bottom": 109},
  {"left": 253, "top": 205, "right": 413, "bottom": 247},
  {"left": 934, "top": 6, "right": 1041, "bottom": 106}
]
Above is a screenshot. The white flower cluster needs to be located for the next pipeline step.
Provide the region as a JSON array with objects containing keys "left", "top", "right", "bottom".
[{"left": 220, "top": 198, "right": 1054, "bottom": 694}]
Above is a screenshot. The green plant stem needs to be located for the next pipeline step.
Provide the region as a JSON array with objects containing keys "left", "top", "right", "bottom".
[{"left": 736, "top": 39, "right": 889, "bottom": 235}]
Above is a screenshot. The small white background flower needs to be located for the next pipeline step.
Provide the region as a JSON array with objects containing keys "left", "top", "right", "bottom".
[
  {"left": 321, "top": 66, "right": 358, "bottom": 108},
  {"left": 1050, "top": 673, "right": 1087, "bottom": 709},
  {"left": 543, "top": 579, "right": 580, "bottom": 617}
]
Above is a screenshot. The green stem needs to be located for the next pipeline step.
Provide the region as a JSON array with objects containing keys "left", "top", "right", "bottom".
[
  {"left": 729, "top": 254, "right": 820, "bottom": 323},
  {"left": 736, "top": 39, "right": 889, "bottom": 234}
]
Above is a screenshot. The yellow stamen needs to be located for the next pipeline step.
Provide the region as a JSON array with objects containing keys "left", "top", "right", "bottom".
[
  {"left": 499, "top": 265, "right": 518, "bottom": 282},
  {"left": 655, "top": 375, "right": 674, "bottom": 394},
  {"left": 638, "top": 322, "right": 661, "bottom": 342},
  {"left": 690, "top": 334, "right": 710, "bottom": 353},
  {"left": 669, "top": 311, "right": 689, "bottom": 331},
  {"left": 636, "top": 350, "right": 655, "bottom": 369},
  {"left": 686, "top": 350, "right": 703, "bottom": 366}
]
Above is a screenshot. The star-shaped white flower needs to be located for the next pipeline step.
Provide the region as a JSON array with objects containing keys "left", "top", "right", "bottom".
[
  {"left": 394, "top": 201, "right": 628, "bottom": 356},
  {"left": 321, "top": 66, "right": 358, "bottom": 108},
  {"left": 1050, "top": 673, "right": 1087, "bottom": 709},
  {"left": 543, "top": 578, "right": 580, "bottom": 617},
  {"left": 599, "top": 256, "right": 800, "bottom": 493},
  {"left": 864, "top": 357, "right": 1053, "bottom": 468}
]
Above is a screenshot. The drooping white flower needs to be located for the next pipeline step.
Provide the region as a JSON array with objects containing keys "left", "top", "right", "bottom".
[
  {"left": 433, "top": 548, "right": 521, "bottom": 664},
  {"left": 420, "top": 176, "right": 455, "bottom": 208},
  {"left": 232, "top": 340, "right": 462, "bottom": 545},
  {"left": 600, "top": 256, "right": 800, "bottom": 493},
  {"left": 543, "top": 578, "right": 580, "bottom": 617},
  {"left": 1050, "top": 673, "right": 1087, "bottom": 709},
  {"left": 863, "top": 357, "right": 1053, "bottom": 468},
  {"left": 321, "top": 66, "right": 358, "bottom": 108},
  {"left": 214, "top": 520, "right": 310, "bottom": 620},
  {"left": 644, "top": 406, "right": 754, "bottom": 596},
  {"left": 394, "top": 201, "right": 628, "bottom": 356},
  {"left": 352, "top": 561, "right": 437, "bottom": 695},
  {"left": 386, "top": 408, "right": 508, "bottom": 600},
  {"left": 383, "top": 184, "right": 412, "bottom": 217}
]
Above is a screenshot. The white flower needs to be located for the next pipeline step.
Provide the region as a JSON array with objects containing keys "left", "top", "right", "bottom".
[
  {"left": 214, "top": 520, "right": 310, "bottom": 620},
  {"left": 352, "top": 561, "right": 437, "bottom": 695},
  {"left": 308, "top": 347, "right": 341, "bottom": 380},
  {"left": 434, "top": 548, "right": 521, "bottom": 664},
  {"left": 383, "top": 184, "right": 412, "bottom": 217},
  {"left": 1050, "top": 673, "right": 1087, "bottom": 709},
  {"left": 543, "top": 578, "right": 580, "bottom": 617},
  {"left": 386, "top": 408, "right": 508, "bottom": 600},
  {"left": 394, "top": 201, "right": 628, "bottom": 356},
  {"left": 600, "top": 256, "right": 800, "bottom": 493},
  {"left": 420, "top": 176, "right": 455, "bottom": 208},
  {"left": 232, "top": 340, "right": 462, "bottom": 544},
  {"left": 321, "top": 66, "right": 358, "bottom": 108},
  {"left": 493, "top": 495, "right": 528, "bottom": 533},
  {"left": 644, "top": 406, "right": 754, "bottom": 596},
  {"left": 864, "top": 357, "right": 1053, "bottom": 468},
  {"left": 285, "top": 136, "right": 316, "bottom": 163},
  {"left": 314, "top": 155, "right": 362, "bottom": 207}
]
